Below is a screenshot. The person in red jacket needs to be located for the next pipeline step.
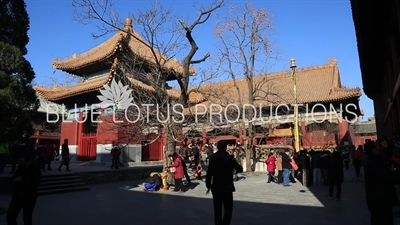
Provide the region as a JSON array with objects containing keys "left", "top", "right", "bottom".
[
  {"left": 110, "top": 141, "right": 121, "bottom": 169},
  {"left": 169, "top": 153, "right": 185, "bottom": 192},
  {"left": 266, "top": 152, "right": 276, "bottom": 183}
]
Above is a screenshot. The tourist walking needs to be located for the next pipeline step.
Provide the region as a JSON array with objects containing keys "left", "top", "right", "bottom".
[
  {"left": 46, "top": 142, "right": 55, "bottom": 171},
  {"left": 282, "top": 149, "right": 292, "bottom": 187},
  {"left": 365, "top": 141, "right": 396, "bottom": 225},
  {"left": 192, "top": 143, "right": 200, "bottom": 170},
  {"left": 266, "top": 152, "right": 276, "bottom": 183},
  {"left": 58, "top": 139, "right": 70, "bottom": 172},
  {"left": 353, "top": 145, "right": 364, "bottom": 178},
  {"left": 7, "top": 144, "right": 41, "bottom": 225},
  {"left": 110, "top": 141, "right": 121, "bottom": 169},
  {"left": 276, "top": 152, "right": 283, "bottom": 184},
  {"left": 169, "top": 153, "right": 185, "bottom": 192},
  {"left": 321, "top": 151, "right": 331, "bottom": 186},
  {"left": 206, "top": 141, "right": 243, "bottom": 225},
  {"left": 178, "top": 153, "right": 191, "bottom": 186},
  {"left": 300, "top": 150, "right": 311, "bottom": 186},
  {"left": 311, "top": 151, "right": 322, "bottom": 186},
  {"left": 327, "top": 151, "right": 344, "bottom": 200},
  {"left": 290, "top": 154, "right": 298, "bottom": 183}
]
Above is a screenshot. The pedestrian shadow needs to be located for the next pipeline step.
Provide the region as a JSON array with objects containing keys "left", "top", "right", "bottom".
[
  {"left": 188, "top": 182, "right": 200, "bottom": 190},
  {"left": 237, "top": 175, "right": 246, "bottom": 181}
]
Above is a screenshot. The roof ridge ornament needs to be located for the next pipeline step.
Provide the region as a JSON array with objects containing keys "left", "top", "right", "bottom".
[
  {"left": 124, "top": 18, "right": 133, "bottom": 29},
  {"left": 328, "top": 58, "right": 337, "bottom": 65}
]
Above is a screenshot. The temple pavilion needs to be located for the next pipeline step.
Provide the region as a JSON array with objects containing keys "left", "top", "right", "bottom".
[
  {"left": 34, "top": 18, "right": 203, "bottom": 162},
  {"left": 183, "top": 59, "right": 363, "bottom": 153}
]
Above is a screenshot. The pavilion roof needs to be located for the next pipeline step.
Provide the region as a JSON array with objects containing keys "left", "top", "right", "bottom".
[
  {"left": 351, "top": 121, "right": 377, "bottom": 134},
  {"left": 51, "top": 18, "right": 195, "bottom": 76},
  {"left": 35, "top": 58, "right": 204, "bottom": 104}
]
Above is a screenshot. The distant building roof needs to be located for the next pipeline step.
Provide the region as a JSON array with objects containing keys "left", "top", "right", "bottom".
[
  {"left": 184, "top": 59, "right": 362, "bottom": 114},
  {"left": 351, "top": 121, "right": 377, "bottom": 134}
]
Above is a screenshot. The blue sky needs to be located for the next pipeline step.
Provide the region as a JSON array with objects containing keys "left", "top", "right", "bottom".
[{"left": 25, "top": 0, "right": 373, "bottom": 120}]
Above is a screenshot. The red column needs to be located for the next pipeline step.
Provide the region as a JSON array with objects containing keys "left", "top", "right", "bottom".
[{"left": 77, "top": 112, "right": 84, "bottom": 158}]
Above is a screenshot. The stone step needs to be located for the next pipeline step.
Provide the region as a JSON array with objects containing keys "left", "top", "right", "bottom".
[
  {"left": 37, "top": 186, "right": 91, "bottom": 196},
  {"left": 40, "top": 179, "right": 82, "bottom": 186},
  {"left": 40, "top": 174, "right": 80, "bottom": 181},
  {"left": 38, "top": 173, "right": 90, "bottom": 195},
  {"left": 39, "top": 182, "right": 86, "bottom": 191}
]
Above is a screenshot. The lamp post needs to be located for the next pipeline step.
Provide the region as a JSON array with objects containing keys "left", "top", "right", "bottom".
[{"left": 291, "top": 58, "right": 300, "bottom": 152}]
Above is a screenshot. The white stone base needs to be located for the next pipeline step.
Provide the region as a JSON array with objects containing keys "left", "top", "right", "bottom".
[
  {"left": 122, "top": 144, "right": 142, "bottom": 162},
  {"left": 96, "top": 144, "right": 113, "bottom": 163},
  {"left": 95, "top": 144, "right": 142, "bottom": 163},
  {"left": 241, "top": 159, "right": 267, "bottom": 172},
  {"left": 253, "top": 161, "right": 267, "bottom": 172}
]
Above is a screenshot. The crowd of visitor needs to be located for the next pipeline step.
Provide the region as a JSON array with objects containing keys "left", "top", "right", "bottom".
[{"left": 2, "top": 135, "right": 400, "bottom": 225}]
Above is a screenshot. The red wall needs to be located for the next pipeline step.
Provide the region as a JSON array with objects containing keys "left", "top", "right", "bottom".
[
  {"left": 338, "top": 121, "right": 350, "bottom": 145},
  {"left": 60, "top": 121, "right": 79, "bottom": 145},
  {"left": 96, "top": 116, "right": 118, "bottom": 144},
  {"left": 301, "top": 131, "right": 336, "bottom": 148},
  {"left": 354, "top": 135, "right": 377, "bottom": 146},
  {"left": 97, "top": 114, "right": 143, "bottom": 144}
]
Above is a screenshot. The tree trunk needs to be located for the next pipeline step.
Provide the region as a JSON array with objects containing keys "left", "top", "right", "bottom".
[
  {"left": 248, "top": 122, "right": 255, "bottom": 171},
  {"left": 164, "top": 125, "right": 176, "bottom": 169},
  {"left": 245, "top": 73, "right": 255, "bottom": 172},
  {"left": 242, "top": 122, "right": 252, "bottom": 172},
  {"left": 164, "top": 124, "right": 176, "bottom": 185}
]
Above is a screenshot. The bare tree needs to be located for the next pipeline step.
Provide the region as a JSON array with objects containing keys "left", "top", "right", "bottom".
[
  {"left": 211, "top": 2, "right": 281, "bottom": 171},
  {"left": 72, "top": 0, "right": 224, "bottom": 166},
  {"left": 41, "top": 72, "right": 83, "bottom": 87}
]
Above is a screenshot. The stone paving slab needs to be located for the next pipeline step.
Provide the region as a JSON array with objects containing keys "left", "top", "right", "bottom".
[{"left": 0, "top": 169, "right": 385, "bottom": 225}]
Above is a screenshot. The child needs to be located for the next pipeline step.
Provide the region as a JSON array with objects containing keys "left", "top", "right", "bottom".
[
  {"left": 143, "top": 173, "right": 162, "bottom": 192},
  {"left": 194, "top": 165, "right": 202, "bottom": 180}
]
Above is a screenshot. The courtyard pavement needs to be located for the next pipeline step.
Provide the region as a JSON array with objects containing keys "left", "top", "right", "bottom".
[{"left": 0, "top": 169, "right": 399, "bottom": 225}]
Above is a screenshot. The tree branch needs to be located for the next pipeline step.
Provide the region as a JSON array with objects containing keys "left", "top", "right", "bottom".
[{"left": 190, "top": 52, "right": 210, "bottom": 64}]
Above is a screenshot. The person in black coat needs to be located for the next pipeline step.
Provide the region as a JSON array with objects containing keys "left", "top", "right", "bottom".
[
  {"left": 191, "top": 143, "right": 200, "bottom": 171},
  {"left": 328, "top": 151, "right": 344, "bottom": 200},
  {"left": 282, "top": 149, "right": 292, "bottom": 186},
  {"left": 206, "top": 141, "right": 243, "bottom": 225},
  {"left": 6, "top": 146, "right": 41, "bottom": 225},
  {"left": 58, "top": 139, "right": 70, "bottom": 171},
  {"left": 300, "top": 150, "right": 311, "bottom": 186},
  {"left": 364, "top": 142, "right": 397, "bottom": 225}
]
